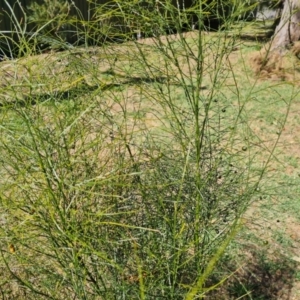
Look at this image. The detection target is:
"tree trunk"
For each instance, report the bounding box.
[270,0,300,52]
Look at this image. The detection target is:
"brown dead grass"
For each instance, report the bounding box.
[291,41,300,58]
[249,43,300,83]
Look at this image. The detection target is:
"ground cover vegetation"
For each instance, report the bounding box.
[0,0,300,299]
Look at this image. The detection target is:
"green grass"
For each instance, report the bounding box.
[0,37,298,299]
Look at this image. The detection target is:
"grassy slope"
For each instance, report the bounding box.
[0,31,300,299]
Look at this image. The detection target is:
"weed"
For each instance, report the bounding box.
[0,1,298,299]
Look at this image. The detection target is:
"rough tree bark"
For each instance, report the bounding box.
[270,0,300,52]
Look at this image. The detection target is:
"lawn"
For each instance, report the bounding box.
[0,28,299,299]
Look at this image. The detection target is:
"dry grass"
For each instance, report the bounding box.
[249,43,300,82]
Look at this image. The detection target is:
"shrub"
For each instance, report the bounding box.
[0,0,291,299]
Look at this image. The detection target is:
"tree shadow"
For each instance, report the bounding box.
[208,248,298,299]
[0,72,207,109]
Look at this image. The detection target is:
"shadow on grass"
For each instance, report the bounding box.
[208,248,298,299]
[0,74,207,109]
[0,75,168,108]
